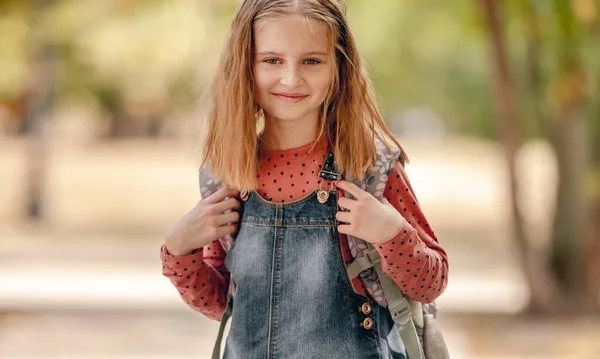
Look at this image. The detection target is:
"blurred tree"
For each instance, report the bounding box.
[479,0,560,314]
[0,0,502,140]
[57,0,195,138]
[0,0,31,133]
[479,0,599,315]
[22,0,56,219]
[1,0,205,138]
[579,0,600,314]
[346,0,498,138]
[548,0,592,313]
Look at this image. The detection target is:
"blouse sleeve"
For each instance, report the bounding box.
[160,240,230,321]
[374,161,449,303]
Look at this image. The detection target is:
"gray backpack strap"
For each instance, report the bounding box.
[351,247,425,359]
[346,249,426,358]
[200,167,237,359]
[344,139,426,359]
[199,167,235,251]
[376,260,425,359]
[342,138,402,306]
[211,296,232,359]
[211,279,235,359]
[345,248,425,359]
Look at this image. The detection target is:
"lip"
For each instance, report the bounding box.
[273,93,309,103]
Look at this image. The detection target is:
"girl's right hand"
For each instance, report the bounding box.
[164,187,242,256]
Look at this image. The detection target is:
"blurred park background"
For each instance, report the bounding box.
[1,0,599,358]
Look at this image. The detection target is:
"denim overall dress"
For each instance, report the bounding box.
[222,164,408,358]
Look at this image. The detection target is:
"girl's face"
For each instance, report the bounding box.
[253,15,334,127]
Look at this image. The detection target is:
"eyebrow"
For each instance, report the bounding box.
[255,51,329,57]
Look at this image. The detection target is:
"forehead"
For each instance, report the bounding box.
[254,15,331,55]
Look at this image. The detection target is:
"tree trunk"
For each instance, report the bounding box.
[22,0,56,219]
[547,0,594,314]
[584,0,600,310]
[478,0,562,314]
[548,109,588,311]
[582,195,600,312]
[520,0,546,137]
[585,72,600,312]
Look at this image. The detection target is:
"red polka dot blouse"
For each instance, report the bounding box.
[161,137,449,321]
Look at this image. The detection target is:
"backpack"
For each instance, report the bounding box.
[200,139,450,359]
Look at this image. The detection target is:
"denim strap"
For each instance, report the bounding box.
[318,151,342,181]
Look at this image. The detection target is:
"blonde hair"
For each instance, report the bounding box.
[201,0,408,192]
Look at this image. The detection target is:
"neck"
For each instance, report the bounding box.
[260,114,319,151]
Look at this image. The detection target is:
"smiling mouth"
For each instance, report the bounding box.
[273,93,309,102]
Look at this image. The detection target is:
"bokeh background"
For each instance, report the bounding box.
[1,0,599,358]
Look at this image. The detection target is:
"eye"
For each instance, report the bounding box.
[265,58,282,64]
[304,58,321,65]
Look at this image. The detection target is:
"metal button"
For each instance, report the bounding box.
[361,302,372,315]
[361,317,374,330]
[317,189,329,203]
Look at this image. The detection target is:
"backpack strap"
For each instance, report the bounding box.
[211,295,232,359]
[199,167,235,252]
[342,138,402,306]
[376,255,425,359]
[343,139,426,359]
[199,167,237,359]
[211,277,236,359]
[347,246,425,359]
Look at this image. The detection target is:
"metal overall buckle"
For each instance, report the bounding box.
[317,152,341,204]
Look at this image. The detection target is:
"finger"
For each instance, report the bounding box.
[205,187,240,205]
[337,197,358,211]
[337,224,354,236]
[212,196,242,214]
[216,211,240,226]
[216,223,239,238]
[335,211,352,223]
[334,180,367,200]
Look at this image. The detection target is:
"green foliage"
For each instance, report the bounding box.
[346,0,499,138]
[0,0,597,142]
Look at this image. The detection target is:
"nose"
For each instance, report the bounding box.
[280,64,302,87]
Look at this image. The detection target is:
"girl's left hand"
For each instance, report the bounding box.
[334,180,405,244]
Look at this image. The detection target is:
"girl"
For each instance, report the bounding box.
[161,1,448,358]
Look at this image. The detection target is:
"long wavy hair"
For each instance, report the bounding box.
[201,0,408,192]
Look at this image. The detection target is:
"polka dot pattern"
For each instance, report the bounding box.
[374,163,449,303]
[256,138,330,203]
[160,140,448,318]
[160,243,229,321]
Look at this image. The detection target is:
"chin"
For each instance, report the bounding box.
[264,109,315,123]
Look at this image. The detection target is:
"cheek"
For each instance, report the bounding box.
[253,71,265,93]
[312,73,334,98]
[253,67,272,90]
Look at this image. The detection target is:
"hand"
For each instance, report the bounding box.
[165,187,241,255]
[335,180,405,244]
